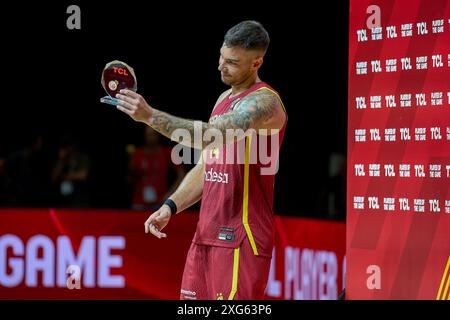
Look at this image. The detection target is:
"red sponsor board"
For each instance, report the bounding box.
[347,0,450,299]
[0,209,345,300]
[266,217,346,300]
[0,208,194,299]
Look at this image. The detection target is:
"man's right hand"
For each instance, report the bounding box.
[144,204,172,239]
[115,89,154,125]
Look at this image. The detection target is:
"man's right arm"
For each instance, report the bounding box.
[167,154,205,214]
[144,156,204,238]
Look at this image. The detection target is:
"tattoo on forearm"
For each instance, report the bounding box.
[149,110,208,148]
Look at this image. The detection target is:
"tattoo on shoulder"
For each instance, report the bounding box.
[237,90,279,123]
[210,90,280,131]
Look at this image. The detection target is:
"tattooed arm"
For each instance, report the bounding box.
[114,88,285,149]
[208,90,285,133]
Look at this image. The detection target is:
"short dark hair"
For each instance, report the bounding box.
[224,20,270,53]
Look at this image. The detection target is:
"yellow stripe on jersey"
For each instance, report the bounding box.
[228,248,240,300]
[243,135,259,256]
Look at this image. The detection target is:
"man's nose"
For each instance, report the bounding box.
[218,61,226,72]
[218,65,228,73]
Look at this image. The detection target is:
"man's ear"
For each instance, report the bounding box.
[253,56,264,69]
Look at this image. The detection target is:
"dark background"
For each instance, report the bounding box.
[0,1,349,219]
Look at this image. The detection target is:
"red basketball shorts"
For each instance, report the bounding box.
[180,238,271,300]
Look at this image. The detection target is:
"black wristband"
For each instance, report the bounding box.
[164,198,178,215]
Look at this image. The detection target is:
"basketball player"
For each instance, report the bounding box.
[114,20,287,300]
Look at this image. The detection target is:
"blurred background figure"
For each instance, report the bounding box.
[52,134,91,208]
[327,152,346,220]
[1,133,52,207]
[128,126,185,210]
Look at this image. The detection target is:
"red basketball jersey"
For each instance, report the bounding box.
[192,82,287,257]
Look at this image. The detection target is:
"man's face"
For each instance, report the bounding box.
[218,45,263,86]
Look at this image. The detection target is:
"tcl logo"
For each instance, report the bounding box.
[112,67,129,76]
[0,234,125,288]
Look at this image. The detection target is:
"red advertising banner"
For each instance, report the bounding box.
[266,217,346,300]
[347,0,450,299]
[0,209,344,300]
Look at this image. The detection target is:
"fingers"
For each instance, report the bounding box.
[144,217,151,233]
[149,224,167,239]
[115,98,136,111]
[145,221,166,238]
[115,95,138,116]
[116,93,137,105]
[115,93,141,117]
[148,211,160,225]
[116,105,135,116]
[144,211,167,239]
[144,212,158,233]
[120,89,140,99]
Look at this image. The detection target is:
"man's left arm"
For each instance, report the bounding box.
[115,89,285,149]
